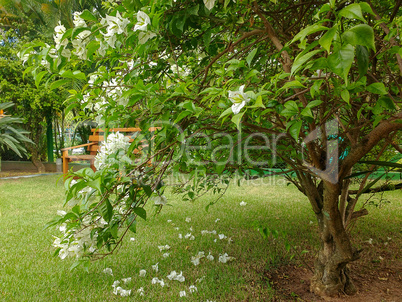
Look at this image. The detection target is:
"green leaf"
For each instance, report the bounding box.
[306,100,323,108]
[339,3,366,23]
[291,49,323,75]
[80,10,98,22]
[110,223,119,238]
[187,5,199,15]
[319,26,337,52]
[174,111,192,123]
[49,79,71,90]
[281,101,299,117]
[327,44,354,82]
[246,48,258,67]
[301,107,313,118]
[342,24,375,51]
[282,80,306,90]
[35,71,48,89]
[101,199,114,223]
[341,89,350,104]
[127,214,137,233]
[231,112,245,130]
[86,40,100,58]
[288,121,302,140]
[142,185,152,197]
[219,107,233,120]
[359,2,375,16]
[291,24,328,44]
[134,207,147,221]
[359,160,402,169]
[377,96,396,110]
[367,83,387,95]
[356,45,369,77]
[310,80,323,98]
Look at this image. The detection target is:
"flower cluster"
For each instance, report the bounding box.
[134,11,156,44]
[52,213,107,259]
[94,132,131,170]
[100,12,130,48]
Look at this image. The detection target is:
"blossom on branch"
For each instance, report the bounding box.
[228,85,250,114]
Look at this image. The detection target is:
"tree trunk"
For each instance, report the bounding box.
[31,148,46,173]
[310,182,359,297]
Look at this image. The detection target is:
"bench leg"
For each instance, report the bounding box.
[90,159,96,172]
[62,151,69,178]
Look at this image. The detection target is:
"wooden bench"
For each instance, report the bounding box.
[61,127,157,176]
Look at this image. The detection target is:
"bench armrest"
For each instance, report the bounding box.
[61,142,97,152]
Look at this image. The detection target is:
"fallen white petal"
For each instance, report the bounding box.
[103,268,113,275]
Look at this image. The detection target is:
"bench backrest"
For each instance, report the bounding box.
[87,127,159,154]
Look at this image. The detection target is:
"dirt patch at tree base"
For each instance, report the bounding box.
[266,261,402,301]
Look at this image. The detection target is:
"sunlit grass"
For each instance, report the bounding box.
[0,175,400,301]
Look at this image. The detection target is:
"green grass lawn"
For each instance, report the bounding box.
[0,175,400,301]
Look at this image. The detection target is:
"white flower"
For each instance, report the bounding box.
[154,195,168,205]
[122,277,131,284]
[61,48,71,59]
[240,201,247,206]
[73,11,87,27]
[191,251,205,266]
[185,217,191,223]
[215,218,220,223]
[57,210,67,216]
[101,11,130,35]
[72,30,91,60]
[184,233,192,239]
[174,227,180,230]
[134,11,151,31]
[218,234,227,240]
[138,31,156,44]
[218,253,235,263]
[178,234,183,239]
[203,0,216,10]
[103,268,113,275]
[120,289,131,296]
[130,237,135,242]
[196,276,206,283]
[179,290,187,297]
[137,287,144,296]
[191,257,201,266]
[163,252,170,258]
[189,285,198,293]
[113,286,122,295]
[158,244,170,252]
[59,224,67,233]
[152,277,165,287]
[152,262,159,272]
[167,271,185,282]
[207,253,214,261]
[94,132,131,170]
[112,280,120,288]
[139,269,147,277]
[167,219,172,223]
[228,237,233,244]
[54,21,68,49]
[228,85,250,114]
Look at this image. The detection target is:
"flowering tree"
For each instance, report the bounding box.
[22,0,402,298]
